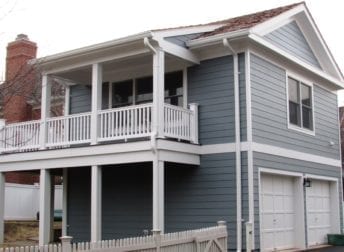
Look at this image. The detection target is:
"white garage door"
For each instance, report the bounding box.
[306,180,331,246]
[260,174,296,251]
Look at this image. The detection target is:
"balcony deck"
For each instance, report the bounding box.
[0,103,198,154]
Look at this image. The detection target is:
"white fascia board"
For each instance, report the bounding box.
[153,38,200,64]
[32,31,152,67]
[250,4,305,35]
[152,24,222,38]
[0,141,152,164]
[187,29,250,49]
[249,34,344,89]
[251,3,343,82]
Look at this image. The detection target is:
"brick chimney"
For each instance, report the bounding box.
[4,34,37,123]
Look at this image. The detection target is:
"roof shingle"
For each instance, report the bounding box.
[197,2,303,38]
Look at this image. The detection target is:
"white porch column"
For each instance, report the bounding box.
[0,172,5,244]
[91,64,102,145]
[152,158,164,232]
[64,86,70,116]
[152,49,165,138]
[62,169,68,236]
[39,169,53,246]
[91,165,102,242]
[40,75,51,149]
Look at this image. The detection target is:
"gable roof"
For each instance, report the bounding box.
[35,2,343,88]
[196,2,303,38]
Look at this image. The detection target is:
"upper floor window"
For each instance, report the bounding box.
[288,77,313,131]
[105,71,184,109]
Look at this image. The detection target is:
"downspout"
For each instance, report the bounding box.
[144,37,158,153]
[223,38,242,252]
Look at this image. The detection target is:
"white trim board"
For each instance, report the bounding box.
[0,141,341,170]
[252,142,341,167]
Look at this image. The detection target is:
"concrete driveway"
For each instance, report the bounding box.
[307,246,344,252]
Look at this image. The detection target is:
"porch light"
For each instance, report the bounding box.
[303,177,312,187]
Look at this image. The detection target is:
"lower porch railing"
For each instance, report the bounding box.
[0,103,198,153]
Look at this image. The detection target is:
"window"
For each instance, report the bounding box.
[165,71,183,106]
[107,71,184,108]
[112,80,133,107]
[288,77,313,131]
[136,76,153,104]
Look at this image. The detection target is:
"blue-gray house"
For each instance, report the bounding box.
[0,2,343,251]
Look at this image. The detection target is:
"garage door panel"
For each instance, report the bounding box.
[262,214,274,229]
[262,195,274,210]
[307,179,332,247]
[284,197,294,211]
[261,174,297,251]
[274,196,284,211]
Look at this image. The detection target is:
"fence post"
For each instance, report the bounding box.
[189,103,199,144]
[60,236,73,252]
[152,230,161,252]
[217,220,226,227]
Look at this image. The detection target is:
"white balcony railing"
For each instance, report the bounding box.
[46,112,92,147]
[0,103,198,154]
[99,103,152,142]
[0,120,41,153]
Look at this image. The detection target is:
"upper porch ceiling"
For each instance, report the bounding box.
[54,53,190,85]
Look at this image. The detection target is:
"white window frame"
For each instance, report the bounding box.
[286,72,315,136]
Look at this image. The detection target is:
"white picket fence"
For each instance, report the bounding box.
[4,183,62,220]
[0,222,227,252]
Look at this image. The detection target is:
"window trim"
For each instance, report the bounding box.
[286,72,315,136]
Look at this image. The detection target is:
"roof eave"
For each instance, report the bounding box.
[186,29,250,49]
[31,31,153,67]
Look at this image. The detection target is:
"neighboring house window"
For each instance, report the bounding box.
[288,77,313,131]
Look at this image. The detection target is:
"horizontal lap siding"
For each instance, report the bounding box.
[264,21,321,69]
[165,154,236,250]
[102,163,152,239]
[253,152,343,250]
[70,85,92,114]
[188,56,235,145]
[251,54,340,159]
[67,167,91,242]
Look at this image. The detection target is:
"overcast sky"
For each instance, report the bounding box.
[1,0,344,104]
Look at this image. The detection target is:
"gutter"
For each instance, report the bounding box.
[223,38,242,252]
[31,31,153,66]
[187,29,249,49]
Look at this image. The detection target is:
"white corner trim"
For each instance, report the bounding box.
[252,142,341,167]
